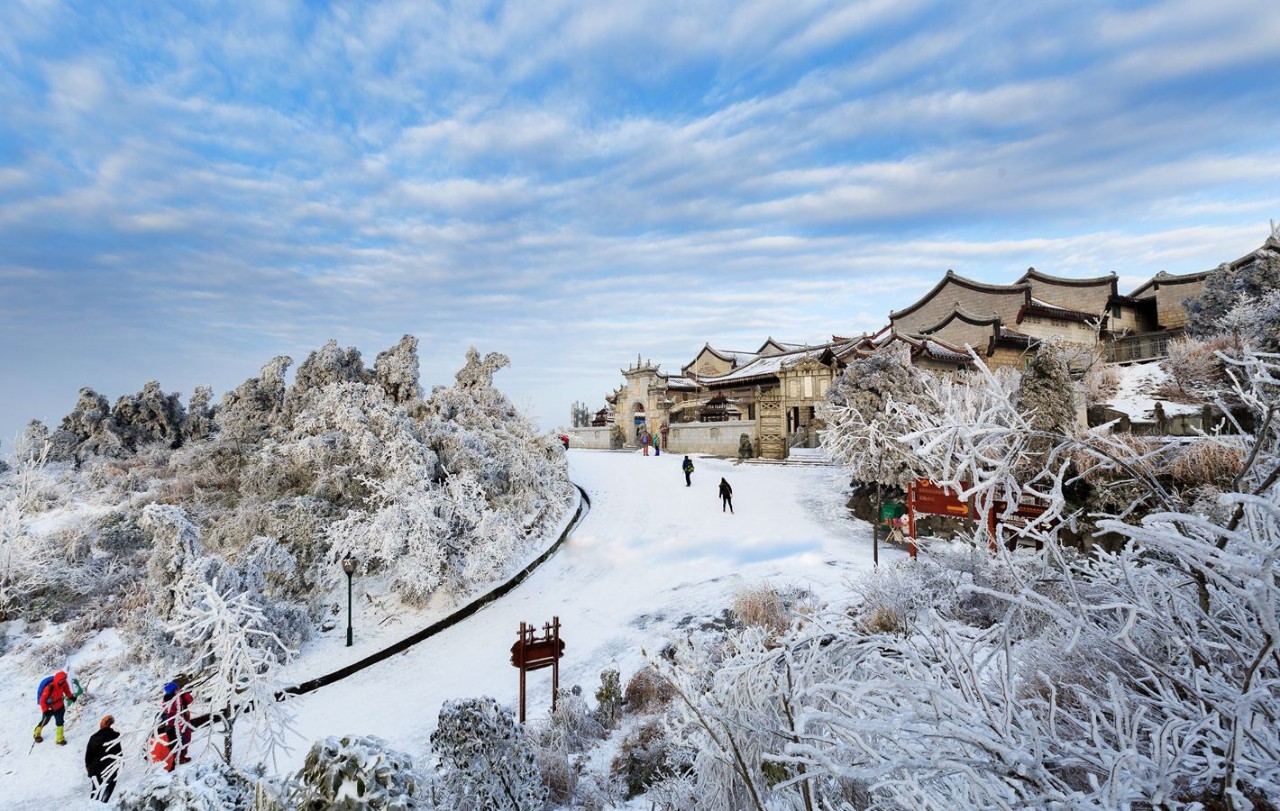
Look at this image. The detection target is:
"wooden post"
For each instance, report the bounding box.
[517,621,527,724]
[906,481,918,560]
[551,616,560,711]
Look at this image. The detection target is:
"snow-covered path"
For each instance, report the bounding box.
[277,450,885,770]
[0,450,891,808]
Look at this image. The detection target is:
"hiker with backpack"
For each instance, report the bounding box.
[682,456,694,487]
[34,670,82,745]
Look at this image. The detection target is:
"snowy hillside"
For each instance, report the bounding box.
[0,450,880,809]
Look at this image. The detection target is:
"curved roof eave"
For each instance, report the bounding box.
[889,270,1030,321]
[917,307,1003,335]
[1017,267,1119,294]
[1128,268,1214,297]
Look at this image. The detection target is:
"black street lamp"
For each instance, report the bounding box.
[341,555,358,647]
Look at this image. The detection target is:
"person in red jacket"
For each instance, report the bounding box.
[158,679,194,769]
[34,671,78,745]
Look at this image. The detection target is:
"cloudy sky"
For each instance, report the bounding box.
[2,0,1278,442]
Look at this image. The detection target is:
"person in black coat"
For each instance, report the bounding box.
[718,477,734,513]
[682,456,694,487]
[85,714,122,803]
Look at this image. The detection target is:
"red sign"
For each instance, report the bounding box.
[511,617,564,723]
[909,479,970,517]
[904,480,973,560]
[510,638,565,671]
[987,500,1054,551]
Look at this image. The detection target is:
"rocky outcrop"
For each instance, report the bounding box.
[217,356,293,440]
[375,335,422,405]
[112,381,185,450]
[56,387,128,460]
[284,341,373,417]
[454,348,509,390]
[184,386,216,442]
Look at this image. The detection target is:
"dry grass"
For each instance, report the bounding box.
[862,605,907,635]
[731,583,790,636]
[623,666,676,715]
[1169,439,1246,490]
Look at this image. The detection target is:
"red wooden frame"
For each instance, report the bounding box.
[510,617,565,724]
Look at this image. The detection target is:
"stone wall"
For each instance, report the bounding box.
[1024,276,1114,314]
[1155,280,1205,329]
[667,419,757,457]
[565,426,614,449]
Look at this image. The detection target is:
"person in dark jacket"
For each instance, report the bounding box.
[85,714,122,802]
[718,478,734,513]
[34,670,78,745]
[682,456,694,487]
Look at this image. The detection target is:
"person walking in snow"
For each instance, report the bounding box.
[641,431,650,456]
[653,435,660,456]
[85,714,122,802]
[158,678,194,770]
[682,456,694,487]
[34,670,80,745]
[719,477,734,513]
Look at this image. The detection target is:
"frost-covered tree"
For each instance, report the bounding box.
[328,348,572,603]
[648,347,1280,809]
[291,734,431,810]
[284,340,374,420]
[1018,343,1077,437]
[171,578,296,767]
[1221,288,1280,353]
[1186,232,1280,339]
[819,342,940,489]
[431,697,547,811]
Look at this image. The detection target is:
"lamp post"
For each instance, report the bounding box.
[341,555,358,647]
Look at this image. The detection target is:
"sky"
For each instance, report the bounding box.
[2,0,1279,444]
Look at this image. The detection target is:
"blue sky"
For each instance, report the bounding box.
[2,0,1279,443]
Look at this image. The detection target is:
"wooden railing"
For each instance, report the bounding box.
[1106,331,1174,364]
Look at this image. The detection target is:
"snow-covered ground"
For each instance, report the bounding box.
[0,449,887,808]
[1104,361,1201,423]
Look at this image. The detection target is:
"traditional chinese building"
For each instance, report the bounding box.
[571,228,1277,459]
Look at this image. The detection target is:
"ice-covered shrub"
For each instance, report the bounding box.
[1163,334,1233,400]
[624,665,675,715]
[115,760,257,811]
[431,696,547,811]
[594,668,623,730]
[545,686,605,751]
[611,720,681,801]
[291,734,429,810]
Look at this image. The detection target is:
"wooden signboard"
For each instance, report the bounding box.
[510,617,564,723]
[905,479,972,559]
[987,500,1052,552]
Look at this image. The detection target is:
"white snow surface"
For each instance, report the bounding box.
[0,450,888,808]
[1104,361,1201,422]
